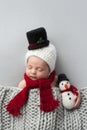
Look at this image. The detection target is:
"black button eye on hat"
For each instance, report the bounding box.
[26,27,49,50]
[58,74,69,85]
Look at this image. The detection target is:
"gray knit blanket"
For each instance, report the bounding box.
[0,85,87,130]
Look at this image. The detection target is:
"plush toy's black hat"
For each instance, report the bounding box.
[26,27,49,50]
[58,74,69,85]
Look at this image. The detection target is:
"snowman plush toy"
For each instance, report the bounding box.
[58,74,79,110]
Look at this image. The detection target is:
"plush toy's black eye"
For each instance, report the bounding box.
[67,81,69,84]
[62,83,63,85]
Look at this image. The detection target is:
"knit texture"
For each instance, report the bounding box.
[0,85,87,130]
[25,43,57,73]
[6,71,59,116]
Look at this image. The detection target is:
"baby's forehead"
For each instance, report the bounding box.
[27,56,49,66]
[26,56,50,71]
[28,56,45,62]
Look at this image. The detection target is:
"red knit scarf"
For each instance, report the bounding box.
[6,71,59,116]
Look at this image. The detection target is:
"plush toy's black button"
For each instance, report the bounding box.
[69,97,71,100]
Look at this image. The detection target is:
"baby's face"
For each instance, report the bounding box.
[26,56,50,80]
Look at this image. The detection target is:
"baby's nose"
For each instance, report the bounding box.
[31,68,36,74]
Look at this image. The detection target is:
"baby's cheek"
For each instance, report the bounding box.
[36,72,44,79]
[41,72,49,78]
[26,69,30,76]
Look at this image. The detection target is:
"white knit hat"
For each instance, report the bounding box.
[25,43,57,72]
[25,27,57,73]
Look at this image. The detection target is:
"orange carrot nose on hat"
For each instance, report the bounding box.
[25,27,57,73]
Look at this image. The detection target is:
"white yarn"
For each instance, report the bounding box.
[0,85,87,130]
[25,43,57,73]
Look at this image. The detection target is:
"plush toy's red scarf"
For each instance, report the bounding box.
[60,85,79,96]
[6,71,59,116]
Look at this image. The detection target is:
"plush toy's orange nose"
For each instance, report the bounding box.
[64,84,68,89]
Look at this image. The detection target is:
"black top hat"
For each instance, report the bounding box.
[58,74,69,85]
[26,27,49,50]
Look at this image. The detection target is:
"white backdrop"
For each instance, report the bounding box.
[0,0,87,88]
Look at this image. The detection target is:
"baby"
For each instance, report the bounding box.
[6,27,59,116]
[6,27,80,116]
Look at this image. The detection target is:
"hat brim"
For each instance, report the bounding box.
[28,40,49,50]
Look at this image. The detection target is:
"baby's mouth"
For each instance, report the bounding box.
[30,76,37,80]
